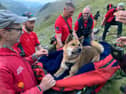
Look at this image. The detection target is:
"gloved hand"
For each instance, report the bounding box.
[111,43,124,61]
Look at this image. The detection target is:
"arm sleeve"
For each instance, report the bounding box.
[0,67,43,94]
[90,14,94,29]
[105,9,112,18]
[91,20,94,30]
[23,55,36,65]
[21,86,43,94]
[33,33,40,46]
[55,21,63,34]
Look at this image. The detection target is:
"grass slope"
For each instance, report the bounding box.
[35,0,126,93]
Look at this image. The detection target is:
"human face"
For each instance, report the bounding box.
[117,6,124,11]
[82,8,90,20]
[4,24,22,45]
[25,20,35,32]
[65,7,75,18]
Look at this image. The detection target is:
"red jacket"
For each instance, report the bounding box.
[105,8,117,23]
[0,48,43,94]
[77,12,94,28]
[55,15,72,42]
[19,29,40,57]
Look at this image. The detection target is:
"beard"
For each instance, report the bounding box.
[25,26,33,32]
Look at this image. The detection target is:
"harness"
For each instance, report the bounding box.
[65,62,75,68]
[76,16,93,38]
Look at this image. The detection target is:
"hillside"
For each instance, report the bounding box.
[35,0,126,47]
[16,0,44,15]
[36,0,79,31]
[0,0,43,15]
[0,0,29,15]
[37,0,67,28]
[35,0,126,93]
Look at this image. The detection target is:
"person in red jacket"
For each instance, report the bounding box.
[54,2,75,49]
[106,3,115,11]
[76,6,101,39]
[101,3,125,41]
[73,7,94,46]
[77,6,94,27]
[0,10,56,94]
[19,12,47,57]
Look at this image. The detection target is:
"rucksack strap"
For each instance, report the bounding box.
[62,16,73,34]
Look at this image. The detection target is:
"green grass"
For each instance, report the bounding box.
[35,0,126,46]
[35,0,126,93]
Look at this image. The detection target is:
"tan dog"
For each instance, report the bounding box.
[54,38,104,78]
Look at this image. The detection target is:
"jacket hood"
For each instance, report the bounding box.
[0,48,18,56]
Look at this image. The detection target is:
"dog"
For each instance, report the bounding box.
[54,37,104,78]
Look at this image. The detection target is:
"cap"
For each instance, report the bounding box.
[117,2,125,7]
[22,12,37,21]
[0,10,28,29]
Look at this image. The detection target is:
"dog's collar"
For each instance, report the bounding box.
[65,62,75,68]
[67,55,80,61]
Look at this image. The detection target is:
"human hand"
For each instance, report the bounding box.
[100,22,104,27]
[56,43,63,50]
[114,11,126,24]
[39,74,56,91]
[35,48,48,57]
[116,36,126,47]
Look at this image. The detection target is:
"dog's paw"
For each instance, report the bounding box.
[54,73,60,78]
[64,75,72,79]
[54,70,64,78]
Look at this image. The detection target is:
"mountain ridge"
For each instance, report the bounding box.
[0,0,44,15]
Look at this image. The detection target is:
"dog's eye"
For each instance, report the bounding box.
[71,43,76,46]
[78,44,81,46]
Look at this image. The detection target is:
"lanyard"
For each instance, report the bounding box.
[62,15,73,34]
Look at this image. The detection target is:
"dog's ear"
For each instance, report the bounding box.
[65,34,73,44]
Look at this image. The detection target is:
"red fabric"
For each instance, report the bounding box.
[20,29,40,57]
[105,8,117,23]
[77,12,94,29]
[77,12,83,19]
[0,48,43,94]
[74,12,94,31]
[74,20,94,31]
[77,12,94,20]
[94,54,120,69]
[13,43,37,64]
[109,4,112,9]
[53,67,119,91]
[52,54,120,91]
[32,62,45,81]
[55,15,72,42]
[57,47,63,51]
[12,43,21,55]
[94,83,106,93]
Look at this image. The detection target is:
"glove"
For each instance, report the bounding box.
[111,44,124,61]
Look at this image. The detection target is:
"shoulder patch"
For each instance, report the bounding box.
[56,27,59,31]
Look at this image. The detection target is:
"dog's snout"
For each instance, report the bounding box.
[72,48,82,55]
[77,48,82,53]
